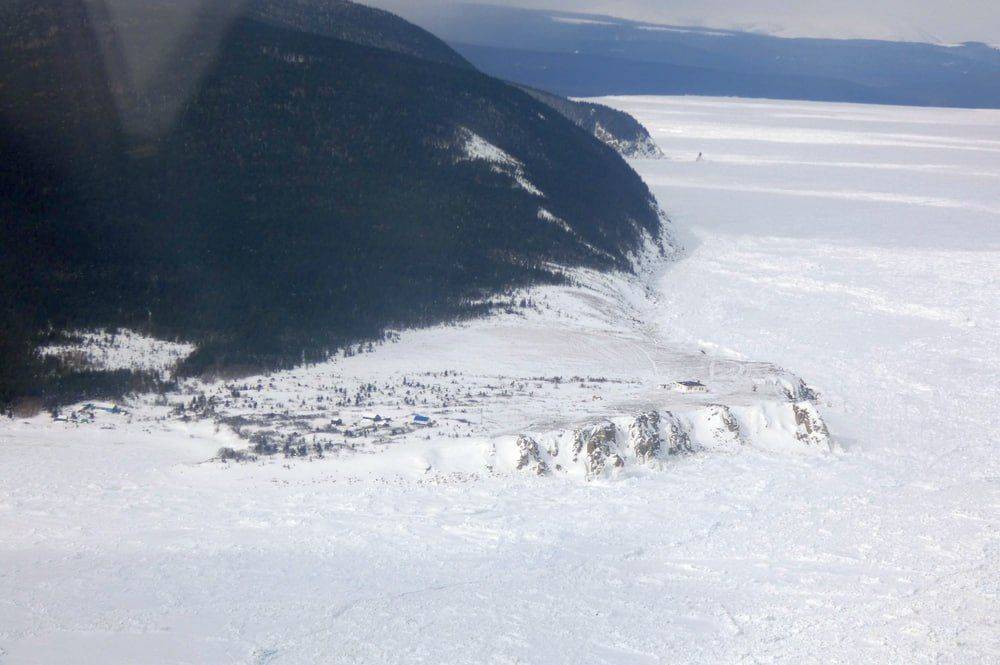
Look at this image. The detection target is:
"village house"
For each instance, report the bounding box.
[669,380,708,394]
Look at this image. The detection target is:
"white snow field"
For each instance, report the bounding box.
[2,96,999,663]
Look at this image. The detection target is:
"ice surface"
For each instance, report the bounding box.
[2,97,998,663]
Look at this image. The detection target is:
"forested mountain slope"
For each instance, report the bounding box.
[513,84,663,158]
[248,0,472,68]
[0,0,664,407]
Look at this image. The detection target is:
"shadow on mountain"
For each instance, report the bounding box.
[1,0,664,408]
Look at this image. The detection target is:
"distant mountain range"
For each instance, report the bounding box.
[0,0,664,407]
[388,4,1000,109]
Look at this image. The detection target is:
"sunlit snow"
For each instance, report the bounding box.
[458,127,545,196]
[1,97,998,663]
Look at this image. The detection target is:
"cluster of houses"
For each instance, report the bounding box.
[343,412,435,439]
[663,380,708,394]
[52,402,125,424]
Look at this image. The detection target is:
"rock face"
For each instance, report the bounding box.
[572,421,624,476]
[627,411,662,461]
[792,402,831,448]
[626,410,693,461]
[661,412,696,456]
[514,434,549,476]
[502,398,831,478]
[699,404,744,451]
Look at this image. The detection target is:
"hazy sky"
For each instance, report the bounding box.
[367,0,1000,45]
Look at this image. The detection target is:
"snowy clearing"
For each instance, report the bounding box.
[39,329,194,377]
[457,127,545,197]
[2,97,999,663]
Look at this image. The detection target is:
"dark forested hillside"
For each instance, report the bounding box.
[247,0,471,68]
[513,84,663,158]
[0,0,663,407]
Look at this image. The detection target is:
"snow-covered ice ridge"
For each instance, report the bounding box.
[35,222,830,479]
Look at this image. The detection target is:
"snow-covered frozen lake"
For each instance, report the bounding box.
[2,97,998,663]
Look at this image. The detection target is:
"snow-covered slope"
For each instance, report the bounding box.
[457,127,545,196]
[40,329,194,377]
[2,97,998,662]
[15,219,828,481]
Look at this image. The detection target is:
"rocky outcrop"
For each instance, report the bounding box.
[792,402,831,448]
[502,399,831,478]
[572,421,624,475]
[514,434,550,476]
[628,411,662,461]
[593,123,664,159]
[626,410,693,461]
[662,412,696,456]
[699,404,744,451]
[512,84,664,159]
[765,374,819,402]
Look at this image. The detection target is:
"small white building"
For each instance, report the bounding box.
[670,380,708,394]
